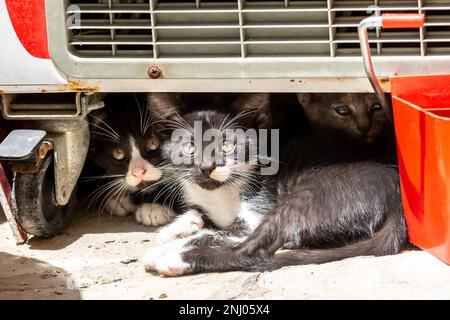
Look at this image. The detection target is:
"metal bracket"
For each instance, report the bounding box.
[1,92,105,120]
[77,92,107,118]
[0,92,101,206]
[0,124,91,208]
[32,119,90,206]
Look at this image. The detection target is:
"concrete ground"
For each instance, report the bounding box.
[1,210,450,300]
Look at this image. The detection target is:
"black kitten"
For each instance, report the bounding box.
[85,94,175,226]
[143,93,407,276]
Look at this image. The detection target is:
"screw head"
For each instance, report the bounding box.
[148,65,162,79]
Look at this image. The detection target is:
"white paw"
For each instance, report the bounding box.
[105,196,136,217]
[155,210,204,244]
[141,245,168,269]
[135,204,175,227]
[142,249,191,277]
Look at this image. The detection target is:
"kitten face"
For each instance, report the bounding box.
[161,110,256,191]
[89,95,164,190]
[297,93,389,144]
[148,93,271,191]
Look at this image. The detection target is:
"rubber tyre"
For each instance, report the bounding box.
[13,154,76,238]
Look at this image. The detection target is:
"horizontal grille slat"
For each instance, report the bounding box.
[67,4,151,13]
[66,0,450,58]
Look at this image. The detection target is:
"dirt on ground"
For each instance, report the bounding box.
[1,210,450,300]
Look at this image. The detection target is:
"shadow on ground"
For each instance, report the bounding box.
[0,251,81,300]
[26,207,156,250]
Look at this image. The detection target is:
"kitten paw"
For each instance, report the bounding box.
[155,210,204,244]
[143,250,191,277]
[141,245,167,271]
[135,204,175,227]
[105,196,136,217]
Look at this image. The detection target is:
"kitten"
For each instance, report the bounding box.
[298,93,390,143]
[298,93,397,162]
[86,94,175,226]
[143,93,407,276]
[141,93,277,275]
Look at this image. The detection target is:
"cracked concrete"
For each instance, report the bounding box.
[1,210,450,300]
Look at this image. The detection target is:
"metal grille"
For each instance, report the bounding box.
[67,0,450,58]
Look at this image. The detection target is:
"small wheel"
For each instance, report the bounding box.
[13,154,76,238]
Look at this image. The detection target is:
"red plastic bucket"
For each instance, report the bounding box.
[392,74,450,264]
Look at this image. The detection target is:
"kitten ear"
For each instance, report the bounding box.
[231,93,271,128]
[147,93,185,128]
[296,93,312,106]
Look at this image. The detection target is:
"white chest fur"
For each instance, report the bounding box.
[183,183,241,229]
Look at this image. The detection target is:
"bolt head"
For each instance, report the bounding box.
[148,66,162,79]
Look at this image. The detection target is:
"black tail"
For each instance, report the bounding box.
[255,206,407,271]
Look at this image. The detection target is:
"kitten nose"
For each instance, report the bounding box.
[357,119,371,134]
[132,168,147,178]
[200,164,215,177]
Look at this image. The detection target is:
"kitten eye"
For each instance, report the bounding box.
[372,103,383,112]
[334,105,351,116]
[112,148,125,161]
[222,141,236,154]
[182,142,196,156]
[146,136,160,151]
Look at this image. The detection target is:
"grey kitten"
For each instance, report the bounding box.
[298,93,390,144]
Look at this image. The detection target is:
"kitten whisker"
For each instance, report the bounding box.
[88,116,121,141]
[79,174,126,182]
[222,110,255,131]
[137,177,171,195]
[98,180,128,216]
[152,118,192,133]
[149,174,184,204]
[135,94,145,135]
[86,178,122,206]
[86,178,124,210]
[173,110,194,131]
[90,130,121,143]
[218,113,230,133]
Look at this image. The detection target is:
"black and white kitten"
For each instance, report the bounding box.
[86,94,175,226]
[143,93,407,276]
[141,93,276,275]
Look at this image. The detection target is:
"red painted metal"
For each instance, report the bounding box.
[392,74,450,265]
[0,162,28,243]
[381,13,425,29]
[4,0,50,59]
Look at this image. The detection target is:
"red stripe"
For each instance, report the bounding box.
[5,0,50,59]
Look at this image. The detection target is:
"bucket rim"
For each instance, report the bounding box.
[393,96,450,121]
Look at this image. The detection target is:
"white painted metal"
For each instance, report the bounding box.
[65,0,450,58]
[0,1,67,86]
[0,77,380,93]
[5,0,450,92]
